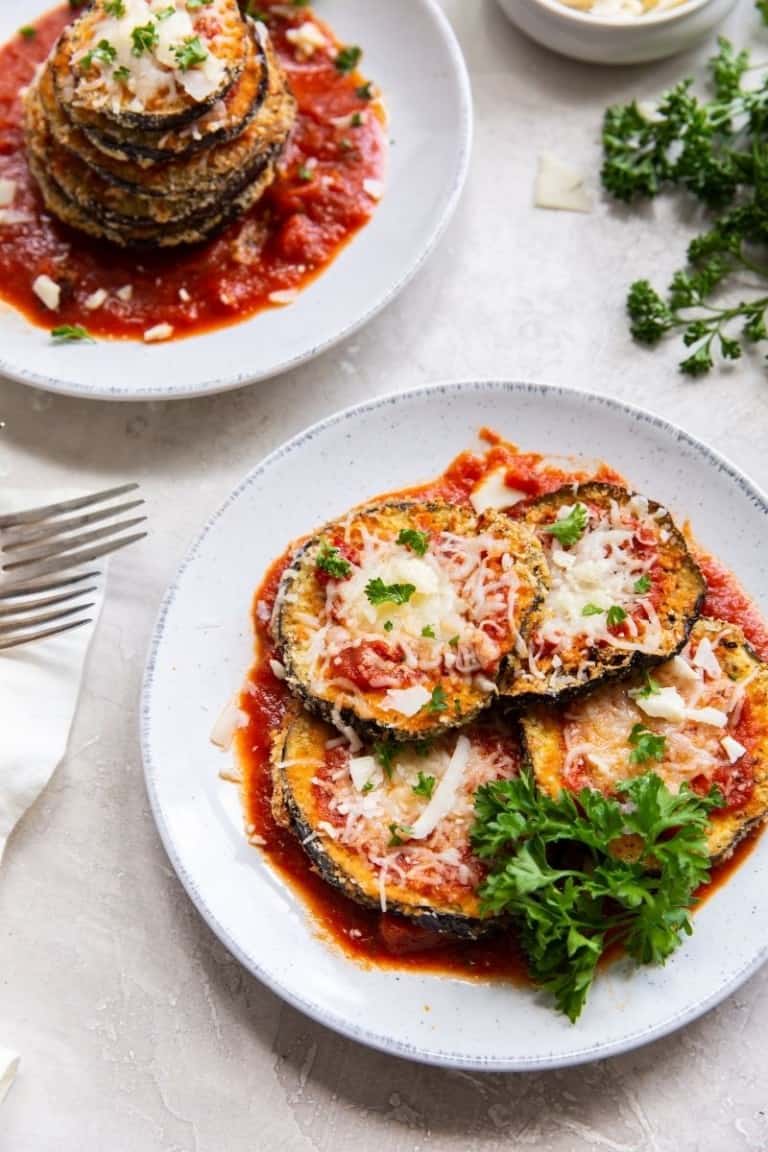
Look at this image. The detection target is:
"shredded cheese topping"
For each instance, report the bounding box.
[315,728,518,910]
[528,494,664,685]
[560,625,756,798]
[70,0,230,116]
[302,524,527,711]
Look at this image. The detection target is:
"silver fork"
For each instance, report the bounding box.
[0,483,146,651]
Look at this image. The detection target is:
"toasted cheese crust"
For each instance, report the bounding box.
[277,709,521,935]
[521,619,768,860]
[52,0,247,131]
[502,482,705,704]
[273,502,549,742]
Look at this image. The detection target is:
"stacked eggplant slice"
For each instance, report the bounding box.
[23,0,296,247]
[265,481,768,937]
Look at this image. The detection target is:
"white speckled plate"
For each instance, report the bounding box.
[141,381,768,1070]
[0,0,470,401]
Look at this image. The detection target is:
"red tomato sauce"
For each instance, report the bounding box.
[0,3,385,341]
[231,436,768,980]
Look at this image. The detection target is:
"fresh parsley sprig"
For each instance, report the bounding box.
[471,771,722,1021]
[602,27,768,375]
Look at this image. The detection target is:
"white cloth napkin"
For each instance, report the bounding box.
[0,491,107,863]
[0,490,107,1105]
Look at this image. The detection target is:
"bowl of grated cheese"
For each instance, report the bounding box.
[496,0,737,63]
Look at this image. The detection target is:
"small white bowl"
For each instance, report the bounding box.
[496,0,738,64]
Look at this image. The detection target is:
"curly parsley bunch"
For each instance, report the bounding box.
[602,16,768,375]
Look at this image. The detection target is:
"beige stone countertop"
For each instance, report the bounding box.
[1,1,768,1149]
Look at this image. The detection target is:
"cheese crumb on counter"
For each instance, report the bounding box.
[535,153,593,213]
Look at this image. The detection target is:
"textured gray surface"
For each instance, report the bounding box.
[1,1,768,1148]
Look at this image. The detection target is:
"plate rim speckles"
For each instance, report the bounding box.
[0,0,472,401]
[141,380,768,1070]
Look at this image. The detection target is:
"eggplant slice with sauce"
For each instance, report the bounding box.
[272,708,523,937]
[272,502,550,743]
[501,482,705,706]
[520,618,768,862]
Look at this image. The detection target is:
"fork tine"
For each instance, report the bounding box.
[0,617,92,651]
[0,586,97,618]
[2,499,145,546]
[0,570,100,601]
[0,602,95,635]
[1,532,146,580]
[0,483,139,530]
[2,516,147,566]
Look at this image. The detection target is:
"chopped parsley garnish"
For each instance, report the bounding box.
[351,111,364,127]
[19,25,37,38]
[630,673,662,700]
[542,503,588,547]
[471,769,722,1021]
[449,635,460,648]
[421,625,436,639]
[174,35,208,70]
[339,138,353,152]
[80,38,117,69]
[383,620,393,633]
[427,684,447,713]
[606,605,628,628]
[628,723,666,765]
[114,65,131,81]
[293,0,311,6]
[412,772,436,800]
[602,31,768,375]
[104,0,125,14]
[388,822,412,847]
[396,528,429,556]
[316,542,351,579]
[187,0,214,7]
[131,22,159,55]
[365,578,415,606]
[413,739,433,758]
[634,574,652,594]
[356,82,373,100]
[297,164,314,182]
[51,325,94,343]
[361,781,374,794]
[582,603,604,617]
[156,5,176,18]
[373,741,395,778]
[335,44,362,73]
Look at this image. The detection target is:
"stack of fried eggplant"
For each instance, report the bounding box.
[24,0,296,248]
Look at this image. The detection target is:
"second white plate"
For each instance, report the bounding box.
[141,381,768,1069]
[0,0,471,400]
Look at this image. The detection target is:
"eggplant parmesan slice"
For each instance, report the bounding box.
[521,619,768,861]
[51,0,247,132]
[273,502,549,742]
[502,483,705,704]
[275,709,522,936]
